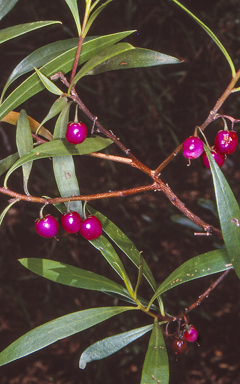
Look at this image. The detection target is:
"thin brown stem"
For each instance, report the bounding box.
[69,92,153,176]
[70,34,84,85]
[178,269,232,318]
[0,184,156,205]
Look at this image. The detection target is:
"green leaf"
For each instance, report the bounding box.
[0,31,135,121]
[90,235,133,290]
[1,38,78,102]
[205,144,240,279]
[19,258,131,299]
[0,153,19,176]
[0,21,61,45]
[149,249,232,305]
[0,306,134,367]
[4,136,112,187]
[16,110,33,195]
[0,0,19,21]
[172,0,236,76]
[171,214,203,231]
[88,207,157,291]
[88,47,181,75]
[71,42,134,86]
[83,0,112,38]
[37,97,69,133]
[65,0,81,35]
[0,199,19,226]
[198,198,218,218]
[52,101,83,214]
[79,324,153,369]
[141,320,169,384]
[34,68,63,95]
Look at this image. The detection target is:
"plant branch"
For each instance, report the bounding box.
[0,184,156,205]
[178,269,232,318]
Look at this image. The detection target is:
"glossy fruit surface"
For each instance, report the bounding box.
[183,137,204,159]
[202,148,225,168]
[214,130,238,155]
[61,211,82,234]
[65,122,88,145]
[184,325,198,342]
[170,338,187,356]
[79,216,102,240]
[35,215,59,238]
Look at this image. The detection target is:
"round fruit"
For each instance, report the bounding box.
[202,147,225,168]
[61,211,82,234]
[79,216,102,240]
[214,130,238,155]
[35,215,59,238]
[65,122,88,145]
[184,325,198,342]
[183,137,204,159]
[170,338,187,356]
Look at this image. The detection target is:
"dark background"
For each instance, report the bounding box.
[0,0,240,383]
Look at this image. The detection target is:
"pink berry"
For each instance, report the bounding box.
[183,137,204,159]
[202,147,225,168]
[61,211,82,234]
[184,325,198,342]
[170,338,187,356]
[65,122,88,145]
[214,130,238,155]
[79,216,102,240]
[35,215,59,238]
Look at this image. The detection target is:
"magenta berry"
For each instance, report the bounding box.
[202,147,225,169]
[35,214,59,238]
[65,122,88,145]
[214,130,238,155]
[170,338,187,356]
[61,211,82,234]
[183,137,204,159]
[184,325,198,342]
[79,216,102,240]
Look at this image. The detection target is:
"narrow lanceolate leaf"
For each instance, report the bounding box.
[90,235,133,291]
[34,68,62,96]
[16,110,33,195]
[52,102,82,214]
[4,136,112,187]
[88,207,157,291]
[0,31,135,121]
[65,0,81,35]
[0,306,135,367]
[0,21,61,45]
[79,324,153,369]
[83,0,113,38]
[37,97,68,133]
[88,48,181,75]
[1,38,78,101]
[0,199,19,226]
[148,249,232,306]
[71,43,134,87]
[19,258,131,299]
[141,320,169,384]
[0,0,19,21]
[172,0,236,76]
[1,111,53,141]
[205,145,240,279]
[0,153,19,176]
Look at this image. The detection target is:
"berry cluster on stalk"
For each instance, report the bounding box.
[183,129,238,168]
[35,211,102,240]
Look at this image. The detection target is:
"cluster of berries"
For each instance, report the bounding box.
[35,213,102,240]
[171,325,198,356]
[183,130,238,168]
